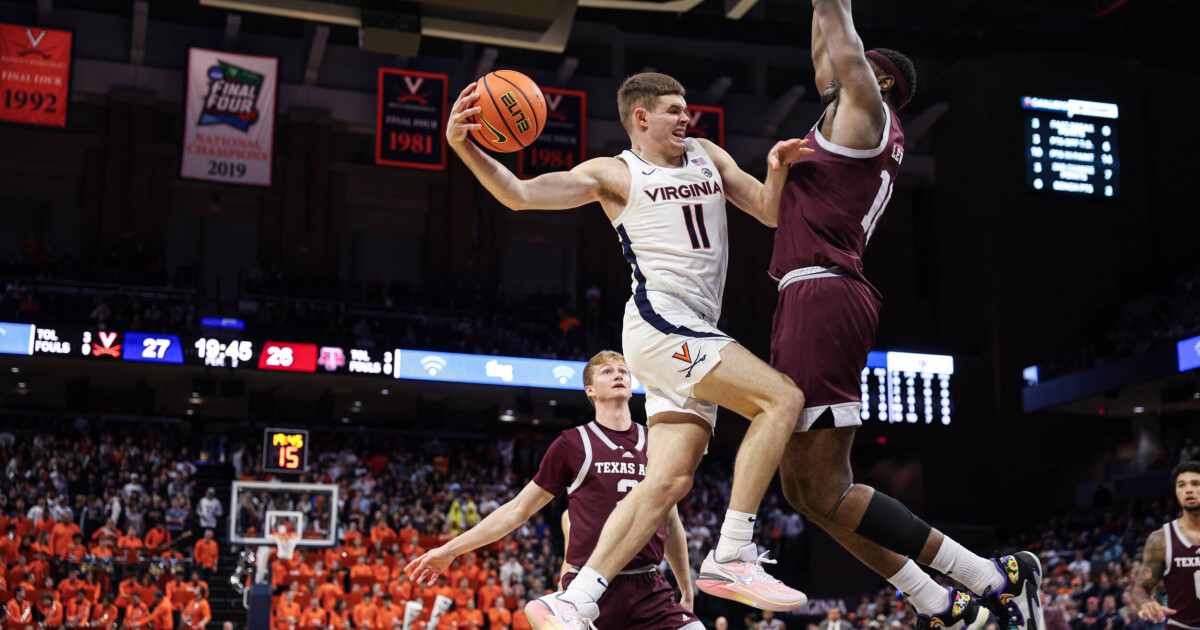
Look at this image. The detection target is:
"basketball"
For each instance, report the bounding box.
[469,70,547,153]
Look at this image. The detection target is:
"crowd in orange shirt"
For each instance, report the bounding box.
[1,426,218,630]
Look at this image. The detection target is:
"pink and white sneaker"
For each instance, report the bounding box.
[524,592,599,630]
[697,549,808,612]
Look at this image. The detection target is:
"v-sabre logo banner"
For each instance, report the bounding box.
[0,23,73,128]
[181,47,278,187]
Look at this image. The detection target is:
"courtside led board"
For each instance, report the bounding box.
[263,427,309,473]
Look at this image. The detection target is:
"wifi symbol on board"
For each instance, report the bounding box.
[552,366,576,385]
[420,355,447,376]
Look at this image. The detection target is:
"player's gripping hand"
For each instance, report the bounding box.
[446,83,484,147]
[404,546,455,587]
[1137,600,1176,623]
[767,138,813,170]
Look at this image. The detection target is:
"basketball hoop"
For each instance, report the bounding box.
[270,531,300,560]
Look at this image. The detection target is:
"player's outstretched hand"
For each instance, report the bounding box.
[768,138,813,171]
[404,546,455,587]
[1137,601,1176,622]
[446,83,483,147]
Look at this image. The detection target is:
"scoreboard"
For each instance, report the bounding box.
[1022,96,1120,199]
[2,320,956,426]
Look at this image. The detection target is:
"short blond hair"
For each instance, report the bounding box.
[583,350,627,406]
[617,73,685,133]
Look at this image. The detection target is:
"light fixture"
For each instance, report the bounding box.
[191,391,199,397]
[186,409,194,416]
[340,417,350,423]
[17,382,26,389]
[548,400,557,407]
[381,389,389,395]
[354,401,362,407]
[532,418,541,425]
[10,367,18,373]
[499,412,516,422]
[1133,406,1145,414]
[188,397,203,404]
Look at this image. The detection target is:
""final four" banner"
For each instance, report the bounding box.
[180,48,278,187]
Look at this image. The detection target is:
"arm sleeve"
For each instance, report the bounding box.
[530,434,576,496]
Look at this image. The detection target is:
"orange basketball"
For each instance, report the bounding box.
[469,70,547,153]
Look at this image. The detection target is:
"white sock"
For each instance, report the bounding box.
[561,567,608,606]
[715,509,757,562]
[888,560,951,616]
[929,537,1004,596]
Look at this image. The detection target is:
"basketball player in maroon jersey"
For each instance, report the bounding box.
[1130,461,1200,628]
[405,351,704,630]
[754,2,1043,630]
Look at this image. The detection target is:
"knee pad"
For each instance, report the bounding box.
[853,489,931,559]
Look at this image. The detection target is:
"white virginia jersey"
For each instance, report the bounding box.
[613,138,729,321]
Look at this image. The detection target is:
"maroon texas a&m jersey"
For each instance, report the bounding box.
[1163,519,1200,629]
[769,104,905,294]
[532,421,664,571]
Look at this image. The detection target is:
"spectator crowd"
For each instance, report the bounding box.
[3,418,1195,630]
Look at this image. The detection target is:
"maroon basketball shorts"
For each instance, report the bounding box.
[770,276,881,432]
[562,569,703,630]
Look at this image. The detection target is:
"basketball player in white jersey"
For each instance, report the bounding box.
[1130,461,1200,629]
[445,73,814,629]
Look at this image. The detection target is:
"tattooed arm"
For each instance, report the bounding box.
[1130,529,1177,622]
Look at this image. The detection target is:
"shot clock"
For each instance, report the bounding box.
[262,428,309,473]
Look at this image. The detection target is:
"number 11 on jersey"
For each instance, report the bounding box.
[681,204,711,250]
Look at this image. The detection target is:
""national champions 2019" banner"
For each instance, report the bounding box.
[181,48,278,187]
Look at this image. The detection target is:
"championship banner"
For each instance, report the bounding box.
[518,87,586,179]
[0,23,72,128]
[376,68,448,170]
[686,104,724,147]
[181,48,278,187]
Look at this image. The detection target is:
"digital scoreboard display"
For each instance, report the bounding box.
[859,351,954,426]
[1022,96,1120,199]
[262,428,309,473]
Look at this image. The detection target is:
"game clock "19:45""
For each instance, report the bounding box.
[195,337,254,367]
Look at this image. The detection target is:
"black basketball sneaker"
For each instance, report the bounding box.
[980,552,1045,630]
[914,589,989,630]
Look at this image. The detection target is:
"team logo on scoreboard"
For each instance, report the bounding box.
[318,347,345,371]
[86,331,121,358]
[199,61,264,132]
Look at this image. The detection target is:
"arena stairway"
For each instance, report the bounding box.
[192,462,246,624]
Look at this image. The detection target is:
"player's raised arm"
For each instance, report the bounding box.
[1130,529,1176,622]
[811,14,833,96]
[811,0,886,143]
[447,83,621,212]
[700,137,811,228]
[404,480,554,586]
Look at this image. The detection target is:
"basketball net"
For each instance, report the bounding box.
[270,531,300,560]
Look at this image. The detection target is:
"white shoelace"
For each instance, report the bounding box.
[749,552,782,583]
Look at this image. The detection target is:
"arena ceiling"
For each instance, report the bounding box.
[41,0,1191,69]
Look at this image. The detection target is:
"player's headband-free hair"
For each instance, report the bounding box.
[864,50,910,109]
